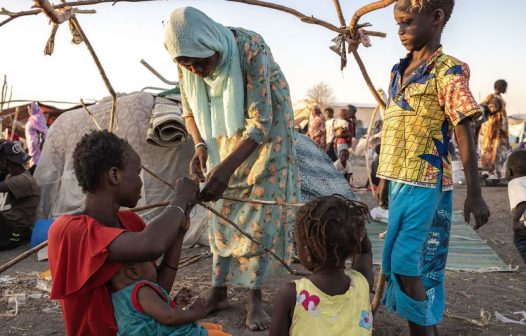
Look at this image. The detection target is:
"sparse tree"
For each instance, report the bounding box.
[306,82,335,109]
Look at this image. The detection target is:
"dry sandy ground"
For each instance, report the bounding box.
[0,166,524,335]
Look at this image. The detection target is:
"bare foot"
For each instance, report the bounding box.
[205,286,229,315]
[245,289,271,331]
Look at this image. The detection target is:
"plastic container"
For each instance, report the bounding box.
[30,219,54,247]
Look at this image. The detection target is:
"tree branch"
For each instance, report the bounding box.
[69,16,118,131]
[351,49,386,109]
[0,7,95,28]
[349,0,396,32]
[227,0,345,34]
[332,0,347,27]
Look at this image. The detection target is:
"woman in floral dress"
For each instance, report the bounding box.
[164,7,301,331]
[307,106,326,149]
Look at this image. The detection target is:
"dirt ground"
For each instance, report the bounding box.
[0,163,525,336]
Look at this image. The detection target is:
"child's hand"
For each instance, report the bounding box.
[464,194,490,229]
[513,220,526,234]
[173,287,194,307]
[181,217,191,232]
[360,235,372,254]
[189,298,208,319]
[173,177,199,206]
[375,179,388,209]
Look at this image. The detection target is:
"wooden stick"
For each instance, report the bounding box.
[364,103,380,198]
[178,253,211,268]
[221,195,304,208]
[0,75,7,112]
[44,23,60,56]
[227,0,345,34]
[349,0,396,32]
[0,201,170,275]
[0,241,48,274]
[81,98,103,131]
[371,265,385,313]
[332,0,347,27]
[444,309,491,328]
[362,30,387,38]
[128,201,169,212]
[351,49,386,109]
[198,201,308,276]
[0,99,95,106]
[0,7,95,28]
[10,107,19,141]
[142,166,175,190]
[34,0,73,24]
[68,16,118,132]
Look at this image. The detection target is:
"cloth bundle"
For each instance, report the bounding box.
[146,97,188,147]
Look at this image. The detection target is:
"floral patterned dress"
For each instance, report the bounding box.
[307,112,326,149]
[179,28,301,288]
[479,94,509,174]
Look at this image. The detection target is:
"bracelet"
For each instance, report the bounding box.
[167,204,186,215]
[195,142,207,151]
[161,261,178,272]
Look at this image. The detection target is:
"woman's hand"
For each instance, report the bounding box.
[190,146,208,183]
[375,178,388,209]
[199,162,236,202]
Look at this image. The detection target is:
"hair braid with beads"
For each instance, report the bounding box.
[295,195,370,270]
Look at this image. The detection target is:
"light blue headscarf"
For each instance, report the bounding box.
[164,7,245,166]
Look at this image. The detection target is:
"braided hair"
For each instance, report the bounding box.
[295,195,370,271]
[73,130,130,193]
[408,0,455,25]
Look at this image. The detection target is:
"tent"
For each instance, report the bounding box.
[1,102,76,139]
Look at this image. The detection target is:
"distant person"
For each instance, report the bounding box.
[506,150,526,264]
[370,144,381,189]
[334,149,353,183]
[334,109,350,155]
[25,103,48,175]
[0,141,40,251]
[324,107,337,161]
[346,104,357,147]
[307,106,326,149]
[479,80,510,178]
[270,196,373,336]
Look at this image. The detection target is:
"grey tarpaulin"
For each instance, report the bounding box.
[295,132,359,202]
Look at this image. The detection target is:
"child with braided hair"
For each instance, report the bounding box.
[270,195,374,336]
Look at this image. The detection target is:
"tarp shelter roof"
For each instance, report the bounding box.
[1,102,87,138]
[509,114,526,125]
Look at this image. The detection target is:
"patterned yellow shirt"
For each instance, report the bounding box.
[377,48,480,190]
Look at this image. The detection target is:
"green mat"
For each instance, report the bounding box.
[368,212,517,272]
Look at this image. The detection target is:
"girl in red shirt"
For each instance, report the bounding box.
[48,130,199,335]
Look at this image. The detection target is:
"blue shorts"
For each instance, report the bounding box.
[381,179,453,326]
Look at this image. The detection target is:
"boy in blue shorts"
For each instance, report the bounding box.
[376,1,490,335]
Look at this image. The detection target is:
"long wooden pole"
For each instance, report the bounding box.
[0,201,169,275]
[197,201,308,276]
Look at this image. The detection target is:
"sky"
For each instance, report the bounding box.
[1,0,525,115]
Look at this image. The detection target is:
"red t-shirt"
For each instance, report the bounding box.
[48,211,145,336]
